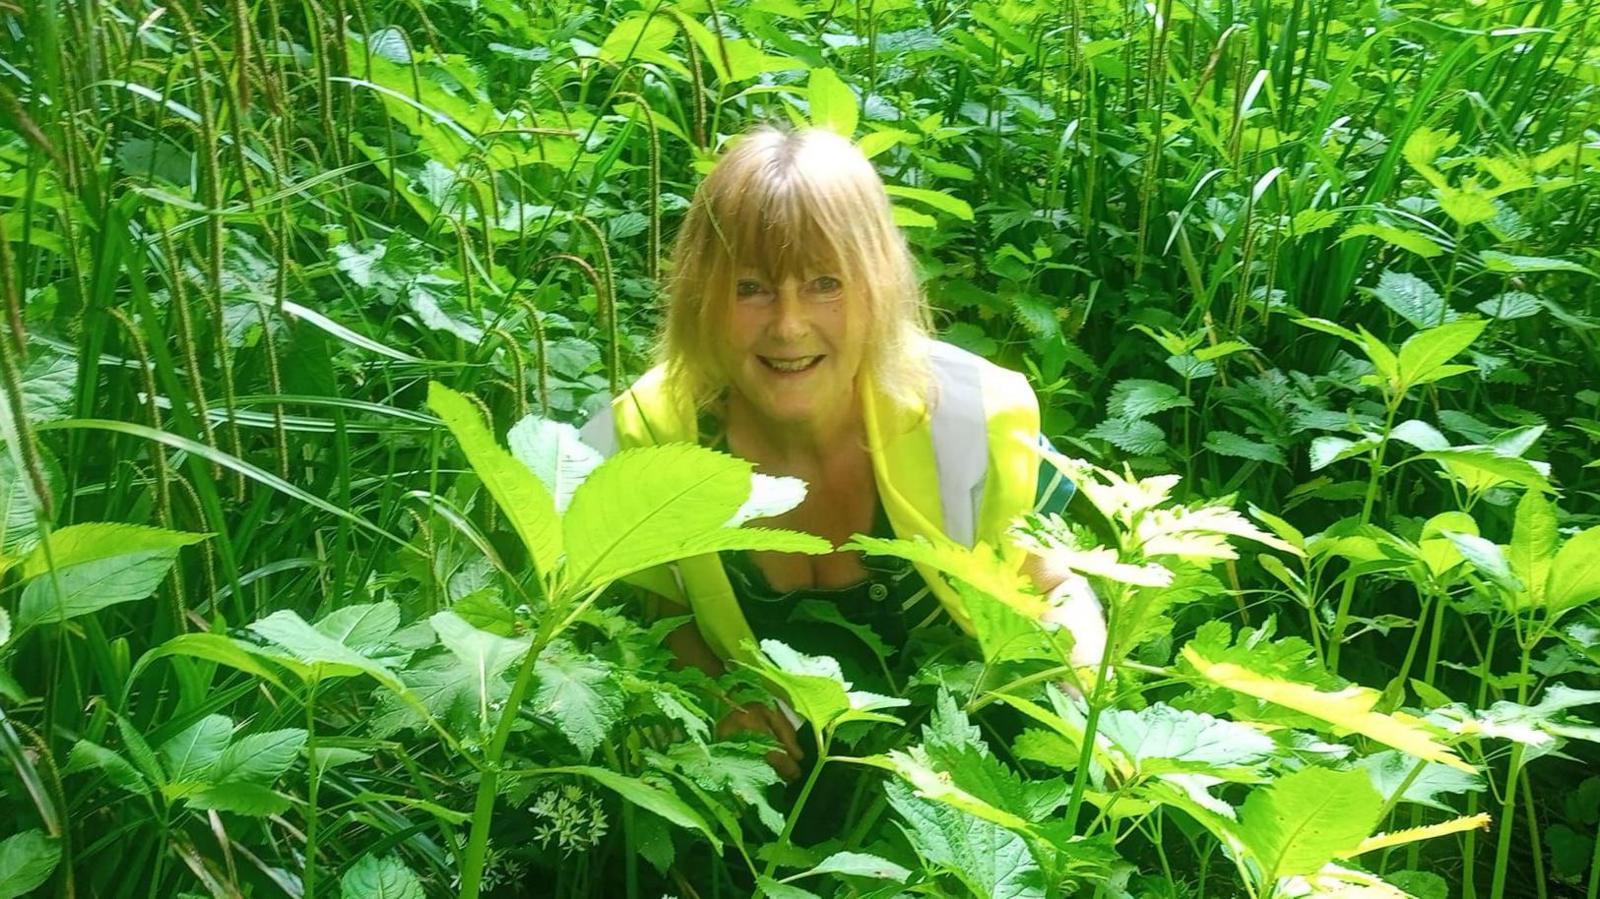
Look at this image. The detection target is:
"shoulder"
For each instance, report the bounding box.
[924,339,1039,420]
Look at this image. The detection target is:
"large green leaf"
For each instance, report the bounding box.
[1396,320,1486,389]
[314,602,401,652]
[210,729,307,786]
[1547,526,1600,615]
[750,640,908,732]
[427,382,562,580]
[561,444,829,593]
[534,642,623,758]
[339,854,425,899]
[15,524,208,628]
[431,611,531,730]
[1510,491,1558,608]
[64,740,150,795]
[1370,270,1449,329]
[1356,751,1482,812]
[159,714,233,786]
[1236,767,1382,882]
[507,415,603,513]
[807,67,858,136]
[248,610,404,691]
[884,781,1046,899]
[0,830,60,899]
[1095,704,1275,776]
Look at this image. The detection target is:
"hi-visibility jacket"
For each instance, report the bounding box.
[580,339,1042,664]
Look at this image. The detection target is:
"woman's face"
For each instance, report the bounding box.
[720,266,868,428]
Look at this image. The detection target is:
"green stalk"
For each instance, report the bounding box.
[1489,643,1534,899]
[762,729,831,879]
[303,680,322,899]
[1328,395,1400,672]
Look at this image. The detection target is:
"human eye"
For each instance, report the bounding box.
[808,275,843,298]
[735,278,773,302]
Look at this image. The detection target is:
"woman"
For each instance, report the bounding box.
[581,126,1105,779]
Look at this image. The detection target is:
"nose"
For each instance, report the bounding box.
[769,283,809,342]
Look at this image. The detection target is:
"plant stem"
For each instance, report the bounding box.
[762,731,830,879]
[303,680,321,899]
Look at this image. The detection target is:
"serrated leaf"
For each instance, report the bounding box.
[507,415,603,513]
[884,781,1046,899]
[1203,431,1286,465]
[187,782,292,816]
[801,851,911,882]
[562,444,830,593]
[339,854,425,899]
[1547,526,1600,615]
[1181,645,1472,771]
[1436,186,1499,227]
[1086,418,1167,455]
[428,382,562,580]
[0,830,60,899]
[1417,448,1550,492]
[1389,420,1450,452]
[1355,751,1483,812]
[807,67,858,137]
[159,714,234,785]
[1009,293,1059,338]
[249,610,404,691]
[1108,379,1193,419]
[210,729,307,786]
[534,643,623,758]
[1097,704,1275,774]
[1352,813,1491,855]
[64,740,150,795]
[1477,291,1542,320]
[432,611,532,731]
[1371,271,1450,329]
[1511,491,1557,607]
[1479,251,1595,276]
[1397,320,1487,388]
[1237,767,1382,881]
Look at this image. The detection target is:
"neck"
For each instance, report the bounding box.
[725,386,863,466]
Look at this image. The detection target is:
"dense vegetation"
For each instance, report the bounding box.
[1,0,1598,896]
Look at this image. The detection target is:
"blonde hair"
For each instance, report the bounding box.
[660,126,931,411]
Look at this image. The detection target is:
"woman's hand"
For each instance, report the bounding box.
[718,702,805,781]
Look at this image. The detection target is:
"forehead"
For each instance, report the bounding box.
[712,167,856,283]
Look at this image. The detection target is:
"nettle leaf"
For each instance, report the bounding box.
[431,611,532,730]
[534,642,623,758]
[339,854,425,899]
[1477,291,1542,320]
[507,415,603,514]
[1309,434,1381,472]
[1203,431,1286,466]
[1479,251,1595,276]
[159,714,234,787]
[1086,417,1168,455]
[1511,491,1558,607]
[655,742,785,833]
[248,610,404,690]
[1096,704,1275,775]
[562,444,830,593]
[0,829,61,899]
[1236,766,1382,882]
[885,781,1046,899]
[1182,640,1472,772]
[752,640,908,731]
[1356,750,1483,812]
[1107,379,1193,419]
[209,729,307,786]
[1370,270,1451,329]
[428,382,561,578]
[64,740,150,795]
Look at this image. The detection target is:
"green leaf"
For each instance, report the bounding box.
[800,851,911,883]
[187,782,292,816]
[210,729,307,786]
[1479,251,1595,276]
[0,830,60,899]
[1416,448,1550,492]
[884,781,1046,899]
[431,611,532,730]
[17,522,207,580]
[1356,751,1483,812]
[891,205,936,228]
[562,444,830,593]
[0,451,52,556]
[64,740,150,795]
[1203,431,1286,466]
[1370,270,1450,329]
[427,382,562,580]
[655,742,784,833]
[507,415,603,513]
[0,609,8,649]
[159,714,234,785]
[339,854,425,899]
[1397,320,1486,388]
[248,610,404,690]
[564,765,722,850]
[1096,704,1275,775]
[1107,379,1193,419]
[1436,186,1499,227]
[1340,224,1444,258]
[15,524,207,628]
[1547,526,1600,615]
[534,643,624,758]
[132,632,297,691]
[313,602,400,653]
[1237,767,1383,881]
[1086,417,1167,455]
[1511,491,1558,608]
[750,640,907,732]
[757,879,820,899]
[1477,291,1543,320]
[1389,420,1451,452]
[807,67,858,137]
[883,185,974,221]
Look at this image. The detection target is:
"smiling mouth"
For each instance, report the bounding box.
[759,355,825,373]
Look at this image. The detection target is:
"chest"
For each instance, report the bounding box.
[741,447,880,591]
